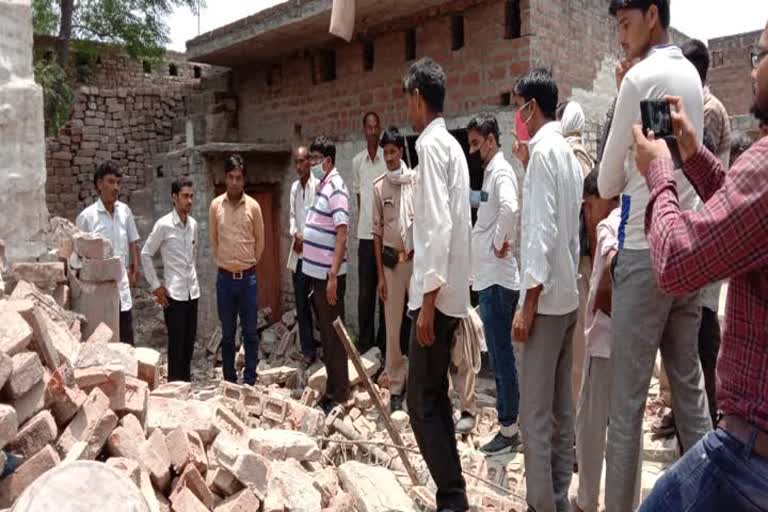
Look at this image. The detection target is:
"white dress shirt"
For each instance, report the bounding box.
[353,147,387,240]
[471,151,523,292]
[520,121,583,315]
[76,199,140,312]
[408,117,471,317]
[140,209,200,302]
[598,45,703,250]
[287,176,318,272]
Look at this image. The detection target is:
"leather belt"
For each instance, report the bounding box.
[218,266,256,280]
[719,414,768,458]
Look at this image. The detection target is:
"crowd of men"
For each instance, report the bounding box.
[71,0,768,510]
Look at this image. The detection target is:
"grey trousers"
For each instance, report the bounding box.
[575,354,641,512]
[605,249,711,512]
[520,310,577,512]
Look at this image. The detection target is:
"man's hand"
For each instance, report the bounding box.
[632,125,671,176]
[666,96,699,163]
[494,240,510,259]
[152,286,170,308]
[377,278,388,302]
[615,58,640,89]
[326,273,338,306]
[513,307,535,342]
[593,250,616,316]
[128,265,140,288]
[512,141,529,168]
[293,233,304,253]
[416,292,437,347]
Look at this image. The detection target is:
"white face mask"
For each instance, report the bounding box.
[311,161,325,180]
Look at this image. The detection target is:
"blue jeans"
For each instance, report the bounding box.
[216,270,259,385]
[293,260,316,360]
[478,285,520,426]
[640,428,768,512]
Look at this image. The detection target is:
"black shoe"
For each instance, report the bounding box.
[318,397,338,416]
[480,431,522,455]
[390,394,404,413]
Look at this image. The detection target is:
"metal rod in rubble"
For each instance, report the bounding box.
[332,316,421,486]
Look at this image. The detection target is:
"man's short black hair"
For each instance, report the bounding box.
[682,39,710,84]
[310,136,336,165]
[224,154,244,174]
[93,160,122,187]
[362,111,380,127]
[609,0,671,29]
[467,113,501,145]
[403,57,447,114]
[583,167,600,198]
[171,177,193,196]
[379,126,405,150]
[514,68,559,120]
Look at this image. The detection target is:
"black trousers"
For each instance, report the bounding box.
[407,308,468,511]
[311,275,350,404]
[163,297,198,382]
[293,260,317,360]
[358,239,386,354]
[119,309,134,345]
[698,306,721,425]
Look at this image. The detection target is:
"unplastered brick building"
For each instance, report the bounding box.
[180,0,622,339]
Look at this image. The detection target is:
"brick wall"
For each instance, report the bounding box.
[709,30,761,116]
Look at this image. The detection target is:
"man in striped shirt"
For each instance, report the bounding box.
[302,136,351,413]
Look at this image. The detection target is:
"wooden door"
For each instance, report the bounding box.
[251,188,281,323]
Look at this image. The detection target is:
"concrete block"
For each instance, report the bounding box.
[142,428,172,492]
[147,396,215,443]
[338,460,416,512]
[57,387,114,458]
[80,257,123,282]
[0,403,18,449]
[73,232,113,259]
[8,410,57,459]
[214,489,260,512]
[134,347,160,389]
[12,262,66,286]
[121,375,149,425]
[248,429,320,462]
[17,306,61,370]
[0,310,33,355]
[106,456,142,487]
[107,414,145,460]
[263,459,321,512]
[286,401,326,436]
[71,279,119,344]
[75,342,137,378]
[170,486,209,512]
[212,404,249,443]
[151,380,192,399]
[75,365,127,411]
[12,378,47,424]
[0,444,61,508]
[0,350,12,390]
[166,426,208,475]
[256,365,299,386]
[206,467,244,497]
[3,351,43,399]
[170,464,215,509]
[85,322,114,344]
[46,365,87,425]
[211,432,271,499]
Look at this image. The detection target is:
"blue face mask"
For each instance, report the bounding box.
[311,162,325,180]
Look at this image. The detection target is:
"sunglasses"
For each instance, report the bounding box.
[751,48,768,69]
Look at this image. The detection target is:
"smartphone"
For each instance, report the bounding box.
[640,99,682,168]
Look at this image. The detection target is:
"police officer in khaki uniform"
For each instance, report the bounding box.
[372,126,416,413]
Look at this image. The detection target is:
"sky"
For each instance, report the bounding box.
[167,0,768,53]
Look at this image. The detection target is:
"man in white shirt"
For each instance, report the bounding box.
[288,146,319,366]
[77,161,141,345]
[353,112,387,355]
[599,2,712,509]
[403,57,471,512]
[140,178,200,382]
[465,113,524,454]
[512,68,583,512]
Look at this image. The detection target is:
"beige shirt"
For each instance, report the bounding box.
[209,193,265,272]
[371,175,406,252]
[353,147,387,240]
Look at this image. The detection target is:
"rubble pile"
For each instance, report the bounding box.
[0,230,526,512]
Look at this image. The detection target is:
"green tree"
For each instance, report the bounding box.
[31,0,201,135]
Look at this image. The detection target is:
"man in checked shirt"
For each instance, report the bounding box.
[634,19,768,511]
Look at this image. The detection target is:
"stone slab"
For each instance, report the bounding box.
[8,409,57,459]
[0,310,33,355]
[338,461,416,512]
[3,351,43,399]
[147,396,215,444]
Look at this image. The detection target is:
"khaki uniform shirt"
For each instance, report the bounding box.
[209,193,265,272]
[371,175,405,252]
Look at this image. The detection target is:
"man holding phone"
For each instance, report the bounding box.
[598,1,712,510]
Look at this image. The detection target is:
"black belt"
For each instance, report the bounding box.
[218,266,256,280]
